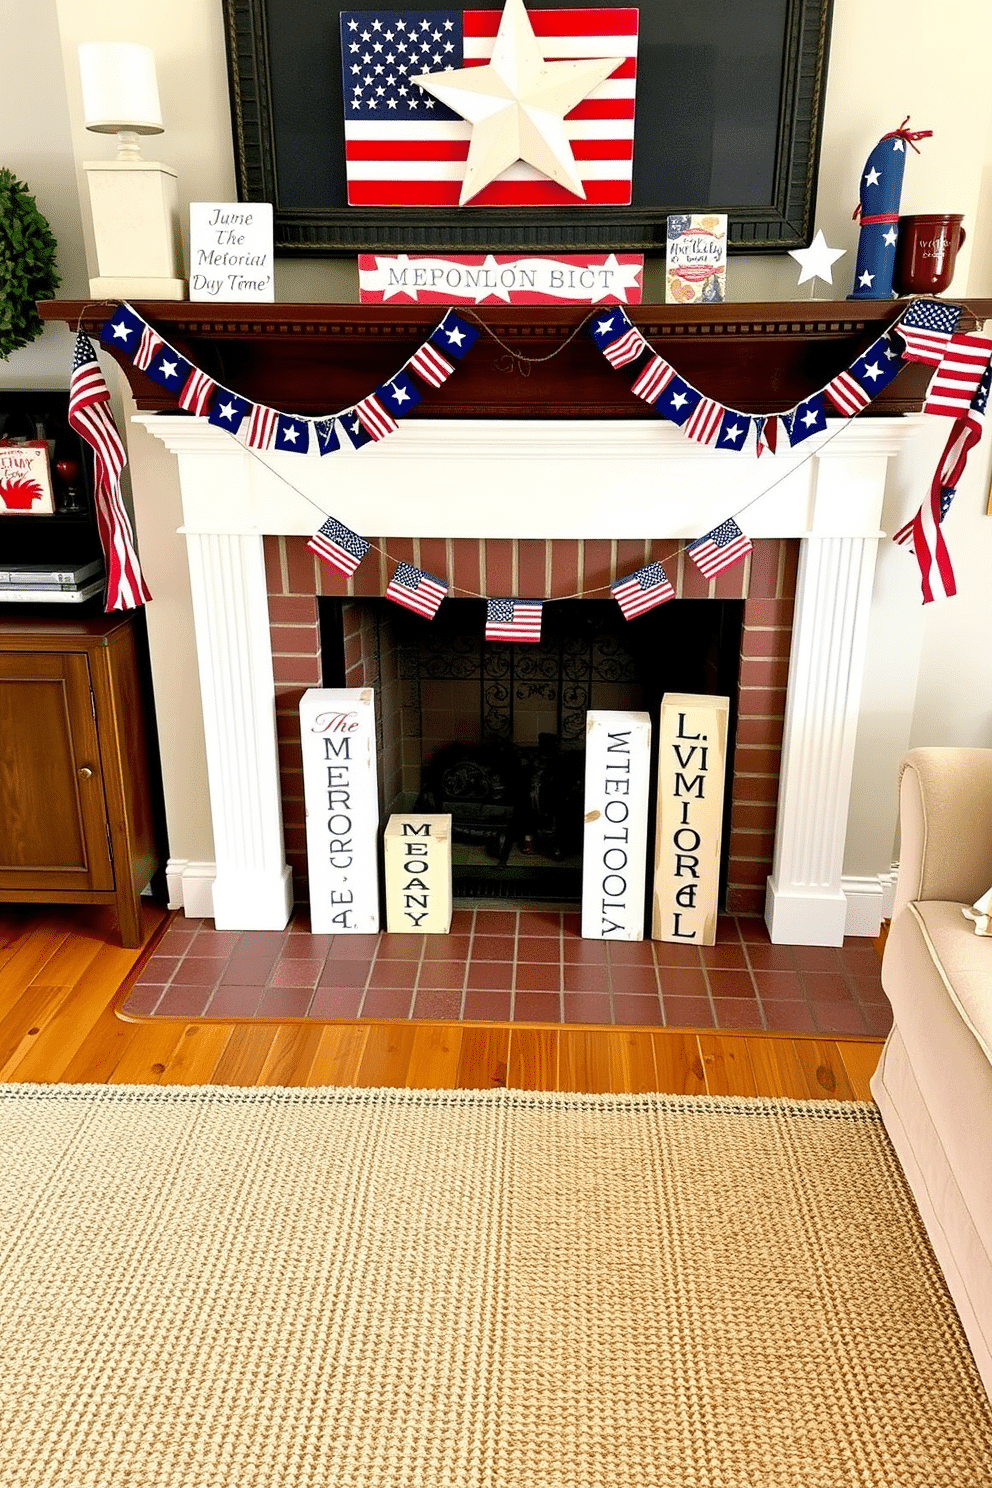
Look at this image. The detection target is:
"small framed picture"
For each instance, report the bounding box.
[0,441,56,515]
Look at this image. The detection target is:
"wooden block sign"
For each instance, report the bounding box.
[652,694,729,947]
[300,688,379,934]
[384,815,453,934]
[581,711,652,940]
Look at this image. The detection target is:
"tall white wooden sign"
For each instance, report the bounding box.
[581,710,652,940]
[652,693,729,947]
[300,688,380,934]
[384,814,453,933]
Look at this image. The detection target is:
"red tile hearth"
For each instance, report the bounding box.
[123,912,891,1037]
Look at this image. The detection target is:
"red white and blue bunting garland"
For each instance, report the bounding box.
[96,295,992,623]
[592,301,992,604]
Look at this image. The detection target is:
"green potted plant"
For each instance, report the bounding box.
[0,168,60,360]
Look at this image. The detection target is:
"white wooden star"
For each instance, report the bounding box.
[410,0,622,204]
[788,229,847,288]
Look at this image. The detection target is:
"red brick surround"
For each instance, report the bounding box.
[265,535,798,916]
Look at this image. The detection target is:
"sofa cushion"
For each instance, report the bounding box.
[894,900,992,1064]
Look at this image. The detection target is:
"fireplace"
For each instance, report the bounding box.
[56,296,949,946]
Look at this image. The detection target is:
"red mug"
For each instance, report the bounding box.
[894,214,966,296]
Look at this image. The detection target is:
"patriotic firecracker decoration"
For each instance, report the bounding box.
[849,118,932,300]
[340,1,638,207]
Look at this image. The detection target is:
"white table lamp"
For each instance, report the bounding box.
[79,42,187,300]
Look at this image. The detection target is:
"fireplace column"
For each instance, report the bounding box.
[155,426,294,929]
[764,431,898,946]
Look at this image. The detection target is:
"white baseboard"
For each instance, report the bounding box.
[166,858,896,939]
[165,859,217,918]
[842,874,891,938]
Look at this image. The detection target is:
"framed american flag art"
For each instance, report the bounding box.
[222,0,834,254]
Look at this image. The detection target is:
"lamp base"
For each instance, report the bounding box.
[90,275,187,300]
[84,159,186,297]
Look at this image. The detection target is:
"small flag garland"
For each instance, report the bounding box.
[591,300,992,604]
[94,296,992,618]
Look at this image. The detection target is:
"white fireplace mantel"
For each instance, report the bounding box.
[137,412,926,944]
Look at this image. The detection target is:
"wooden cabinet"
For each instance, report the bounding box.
[0,616,161,947]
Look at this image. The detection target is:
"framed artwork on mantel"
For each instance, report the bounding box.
[222,0,834,255]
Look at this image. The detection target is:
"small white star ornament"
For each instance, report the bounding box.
[411,0,622,204]
[788,230,847,291]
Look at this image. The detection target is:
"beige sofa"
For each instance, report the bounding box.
[872,747,992,1397]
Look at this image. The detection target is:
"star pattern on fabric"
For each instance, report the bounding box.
[411,0,622,203]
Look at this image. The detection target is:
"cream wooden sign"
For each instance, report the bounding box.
[189,202,274,301]
[652,693,729,946]
[300,688,380,934]
[581,711,652,940]
[384,814,453,934]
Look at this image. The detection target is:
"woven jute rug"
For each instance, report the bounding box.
[1,1086,989,1488]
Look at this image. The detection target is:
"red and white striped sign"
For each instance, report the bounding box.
[359,251,643,304]
[342,8,638,207]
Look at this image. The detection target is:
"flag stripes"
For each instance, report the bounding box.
[631,355,675,404]
[408,342,455,387]
[342,7,639,208]
[68,333,151,611]
[602,326,647,368]
[356,394,399,440]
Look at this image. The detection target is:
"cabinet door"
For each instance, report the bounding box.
[0,651,114,892]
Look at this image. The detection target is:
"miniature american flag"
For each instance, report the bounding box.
[385,561,448,618]
[923,333,992,419]
[307,516,371,577]
[68,333,151,611]
[686,519,753,580]
[896,300,961,366]
[611,561,674,619]
[894,361,990,603]
[485,597,543,643]
[408,341,455,387]
[340,8,638,207]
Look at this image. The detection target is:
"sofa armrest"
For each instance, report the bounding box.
[892,748,992,921]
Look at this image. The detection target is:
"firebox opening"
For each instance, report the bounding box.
[319,597,742,911]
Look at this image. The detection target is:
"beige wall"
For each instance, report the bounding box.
[4,0,992,897]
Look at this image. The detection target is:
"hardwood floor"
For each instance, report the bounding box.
[0,904,885,1100]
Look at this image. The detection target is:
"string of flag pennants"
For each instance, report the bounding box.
[591,299,992,604]
[92,295,992,622]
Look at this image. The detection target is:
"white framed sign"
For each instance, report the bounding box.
[189,202,274,301]
[300,688,380,934]
[581,711,652,940]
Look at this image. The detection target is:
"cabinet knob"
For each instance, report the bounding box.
[78,766,94,779]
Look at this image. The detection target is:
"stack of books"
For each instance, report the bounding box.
[0,559,105,604]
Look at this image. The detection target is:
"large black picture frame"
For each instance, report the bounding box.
[222,0,834,255]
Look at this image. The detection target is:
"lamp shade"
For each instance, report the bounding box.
[78,42,164,134]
